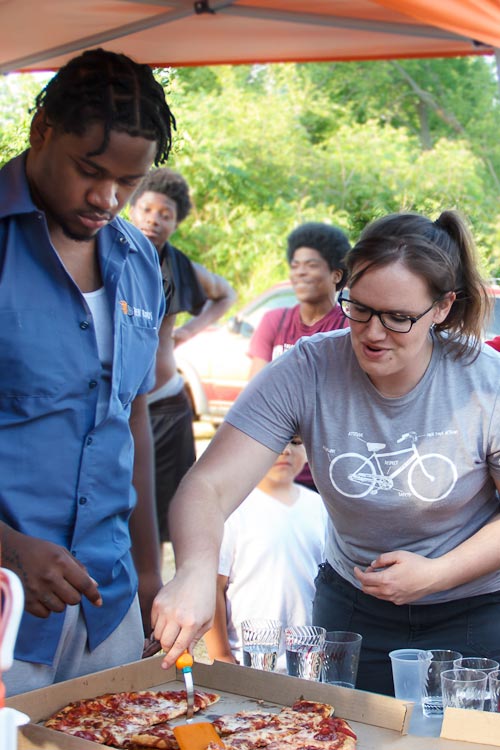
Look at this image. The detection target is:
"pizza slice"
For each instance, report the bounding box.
[208,700,354,750]
[212,709,281,736]
[281,717,357,750]
[287,700,334,719]
[44,688,220,748]
[212,699,333,738]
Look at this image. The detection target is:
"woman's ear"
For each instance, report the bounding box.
[433,291,456,324]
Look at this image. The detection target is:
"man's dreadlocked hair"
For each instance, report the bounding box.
[33,48,175,165]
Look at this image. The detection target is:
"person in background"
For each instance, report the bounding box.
[0,49,176,696]
[151,209,500,697]
[130,169,236,544]
[248,222,350,490]
[203,435,327,671]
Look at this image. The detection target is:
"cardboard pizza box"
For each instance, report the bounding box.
[7,655,500,750]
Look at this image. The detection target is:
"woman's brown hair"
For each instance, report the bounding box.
[346,210,491,359]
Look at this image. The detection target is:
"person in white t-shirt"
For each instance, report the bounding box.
[203,437,327,671]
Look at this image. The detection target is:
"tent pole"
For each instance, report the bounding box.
[495,48,500,98]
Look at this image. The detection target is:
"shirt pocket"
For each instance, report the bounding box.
[0,310,70,397]
[117,318,158,405]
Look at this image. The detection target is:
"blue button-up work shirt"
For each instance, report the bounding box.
[0,154,165,664]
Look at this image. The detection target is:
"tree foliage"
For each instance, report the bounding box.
[1,59,499,303]
[164,58,500,298]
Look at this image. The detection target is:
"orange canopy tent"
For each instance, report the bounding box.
[2,0,500,75]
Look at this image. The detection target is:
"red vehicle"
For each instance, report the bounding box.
[177,281,500,425]
[176,282,295,424]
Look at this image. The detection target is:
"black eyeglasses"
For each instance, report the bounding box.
[338,292,440,334]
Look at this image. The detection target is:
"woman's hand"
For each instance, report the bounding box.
[354,550,442,605]
[151,567,217,669]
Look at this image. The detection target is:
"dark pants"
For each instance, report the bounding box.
[313,561,500,696]
[149,388,196,542]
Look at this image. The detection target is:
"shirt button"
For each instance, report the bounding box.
[80,321,89,330]
[79,497,87,505]
[89,380,98,389]
[86,436,93,446]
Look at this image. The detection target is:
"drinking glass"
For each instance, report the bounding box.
[285,626,326,681]
[441,668,488,711]
[241,619,282,671]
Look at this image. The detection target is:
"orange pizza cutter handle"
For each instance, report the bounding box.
[176,651,194,671]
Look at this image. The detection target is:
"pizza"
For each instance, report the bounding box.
[209,700,357,750]
[44,691,357,750]
[44,688,220,748]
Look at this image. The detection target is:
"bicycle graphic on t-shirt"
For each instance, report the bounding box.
[328,431,457,502]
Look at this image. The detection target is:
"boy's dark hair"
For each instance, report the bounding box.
[130,168,192,223]
[287,222,350,284]
[33,48,175,165]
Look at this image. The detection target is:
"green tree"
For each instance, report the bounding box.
[0,73,49,164]
[2,60,499,295]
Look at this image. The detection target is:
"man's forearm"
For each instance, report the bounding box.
[129,394,160,574]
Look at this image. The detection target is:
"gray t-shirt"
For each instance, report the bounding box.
[226,329,500,604]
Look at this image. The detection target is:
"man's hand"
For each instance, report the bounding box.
[151,570,216,669]
[354,550,441,605]
[1,525,102,617]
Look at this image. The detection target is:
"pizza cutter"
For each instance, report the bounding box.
[173,652,225,750]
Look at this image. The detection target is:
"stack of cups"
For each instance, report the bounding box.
[421,650,463,716]
[389,649,432,704]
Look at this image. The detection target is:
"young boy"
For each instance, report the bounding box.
[203,437,327,672]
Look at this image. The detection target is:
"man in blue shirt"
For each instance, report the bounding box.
[0,48,175,695]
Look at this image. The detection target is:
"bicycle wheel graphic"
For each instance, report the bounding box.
[407,453,457,502]
[329,452,377,497]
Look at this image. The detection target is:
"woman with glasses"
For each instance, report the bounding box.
[152,210,500,695]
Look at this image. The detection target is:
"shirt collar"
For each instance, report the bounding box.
[0,151,37,219]
[0,151,138,254]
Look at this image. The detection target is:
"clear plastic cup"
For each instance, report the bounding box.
[241,619,282,672]
[389,649,432,703]
[285,626,326,681]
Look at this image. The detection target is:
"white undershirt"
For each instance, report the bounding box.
[83,287,113,424]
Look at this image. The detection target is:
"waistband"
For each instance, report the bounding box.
[147,372,184,404]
